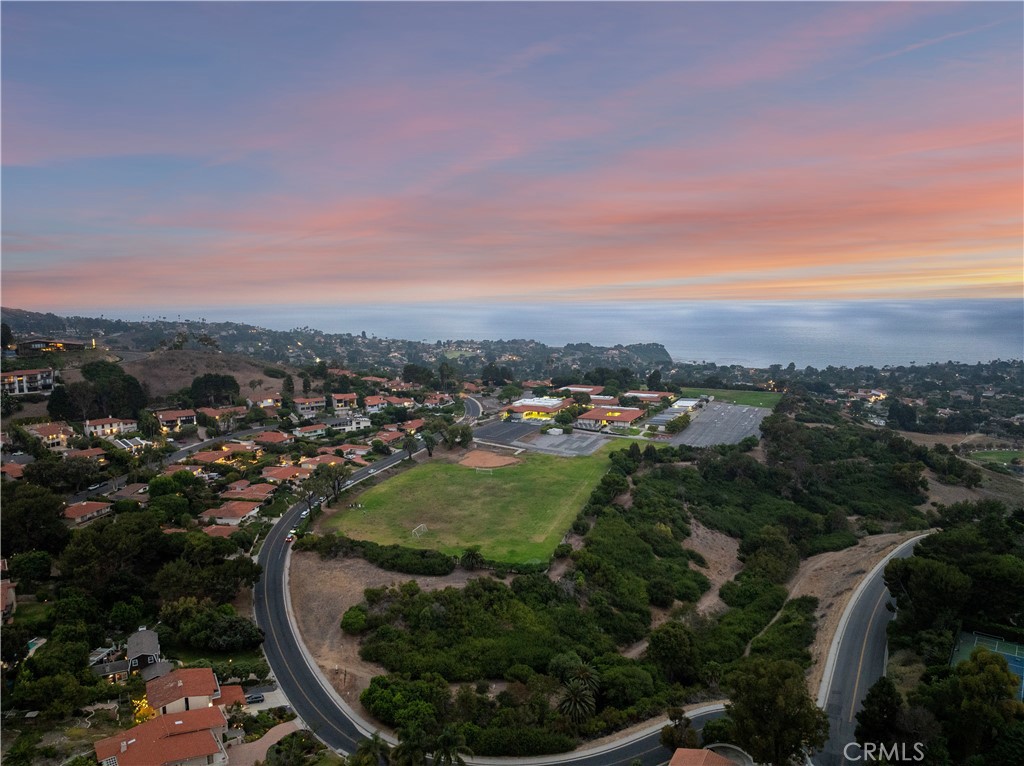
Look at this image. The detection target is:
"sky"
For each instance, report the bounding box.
[2,1,1022,315]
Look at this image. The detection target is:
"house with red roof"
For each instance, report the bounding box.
[364,395,386,413]
[423,393,453,408]
[374,430,405,445]
[667,748,735,766]
[65,446,108,464]
[200,500,261,526]
[558,384,605,396]
[623,390,676,404]
[385,396,416,409]
[146,667,220,715]
[196,405,247,430]
[361,376,389,385]
[252,430,293,446]
[26,421,75,450]
[293,423,327,439]
[94,706,228,766]
[155,409,197,432]
[262,465,312,484]
[250,392,283,409]
[200,525,238,539]
[84,416,138,438]
[64,501,113,526]
[338,443,372,457]
[299,454,347,469]
[220,483,275,501]
[1,462,25,481]
[331,392,358,411]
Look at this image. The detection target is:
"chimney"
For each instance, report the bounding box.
[177,679,183,687]
[120,741,127,753]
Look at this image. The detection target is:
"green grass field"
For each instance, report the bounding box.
[676,387,783,408]
[970,450,1023,465]
[324,449,612,563]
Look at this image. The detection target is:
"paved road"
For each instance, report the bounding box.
[814,537,924,766]
[462,395,483,421]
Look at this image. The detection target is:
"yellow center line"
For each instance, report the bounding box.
[848,588,889,723]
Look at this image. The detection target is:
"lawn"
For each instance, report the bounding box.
[323,449,612,564]
[676,387,783,408]
[970,450,1023,466]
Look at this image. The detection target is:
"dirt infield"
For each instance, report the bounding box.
[458,449,521,468]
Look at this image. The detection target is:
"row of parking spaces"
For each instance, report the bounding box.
[671,402,771,447]
[473,419,541,445]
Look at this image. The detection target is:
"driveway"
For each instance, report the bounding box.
[227,720,302,766]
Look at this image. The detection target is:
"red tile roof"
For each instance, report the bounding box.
[94,707,226,766]
[202,500,260,520]
[218,684,246,709]
[374,430,404,444]
[221,483,275,500]
[1,463,25,479]
[155,409,196,421]
[668,749,735,766]
[86,416,136,427]
[201,525,238,539]
[364,395,385,406]
[252,430,293,444]
[146,667,218,710]
[64,501,112,520]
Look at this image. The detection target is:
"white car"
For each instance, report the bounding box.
[300,510,310,519]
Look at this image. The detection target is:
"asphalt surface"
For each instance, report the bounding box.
[670,403,769,447]
[814,538,923,766]
[472,418,540,445]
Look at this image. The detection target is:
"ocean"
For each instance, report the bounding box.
[108,299,1023,370]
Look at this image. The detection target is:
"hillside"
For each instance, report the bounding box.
[117,349,298,398]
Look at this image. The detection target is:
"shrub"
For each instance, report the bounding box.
[341,605,369,635]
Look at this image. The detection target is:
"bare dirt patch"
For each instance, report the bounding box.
[118,349,300,398]
[687,520,742,616]
[787,532,922,694]
[895,431,993,448]
[458,449,521,469]
[288,552,489,721]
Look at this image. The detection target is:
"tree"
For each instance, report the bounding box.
[9,550,53,587]
[1,322,12,347]
[460,547,484,571]
[422,432,436,457]
[1,482,70,556]
[190,373,239,406]
[855,675,905,746]
[726,659,829,766]
[390,725,430,766]
[354,732,391,765]
[498,384,524,403]
[402,434,418,460]
[660,707,699,750]
[431,725,472,766]
[647,621,700,683]
[314,462,352,500]
[557,678,595,728]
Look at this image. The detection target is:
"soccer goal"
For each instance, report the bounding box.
[411,523,428,539]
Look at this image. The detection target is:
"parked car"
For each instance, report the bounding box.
[88,483,103,491]
[245,693,265,704]
[300,510,309,519]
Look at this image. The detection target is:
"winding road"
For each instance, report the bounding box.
[252,398,924,764]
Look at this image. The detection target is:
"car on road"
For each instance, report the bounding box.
[245,693,265,704]
[285,535,295,543]
[367,468,376,475]
[88,483,103,491]
[300,509,309,519]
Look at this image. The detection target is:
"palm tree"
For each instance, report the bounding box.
[460,546,485,571]
[389,725,430,766]
[431,725,472,766]
[402,434,418,460]
[421,432,436,457]
[354,732,391,765]
[570,661,600,695]
[557,678,596,728]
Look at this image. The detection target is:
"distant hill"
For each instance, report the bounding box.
[1,307,673,379]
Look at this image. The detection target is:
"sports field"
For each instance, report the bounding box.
[323,448,611,564]
[952,632,1024,701]
[676,387,783,408]
[969,450,1023,466]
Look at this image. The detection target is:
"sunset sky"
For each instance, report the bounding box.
[3,1,1022,314]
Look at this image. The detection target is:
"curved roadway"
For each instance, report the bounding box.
[253,400,922,765]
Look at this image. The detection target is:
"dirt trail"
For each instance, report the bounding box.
[688,520,742,616]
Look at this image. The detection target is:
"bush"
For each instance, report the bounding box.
[341,605,369,635]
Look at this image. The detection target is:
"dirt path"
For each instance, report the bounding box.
[688,520,742,616]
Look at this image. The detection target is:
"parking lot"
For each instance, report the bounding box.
[671,402,770,447]
[473,419,541,446]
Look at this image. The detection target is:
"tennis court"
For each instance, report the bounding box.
[952,632,1024,701]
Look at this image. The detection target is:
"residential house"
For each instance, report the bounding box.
[293,423,328,439]
[521,379,552,389]
[385,396,416,409]
[146,668,223,715]
[252,430,294,446]
[85,417,138,438]
[66,447,108,464]
[667,748,734,766]
[26,421,75,450]
[339,443,372,457]
[200,525,238,539]
[331,392,358,411]
[503,397,572,422]
[299,454,346,469]
[64,501,114,526]
[93,706,228,766]
[423,393,453,408]
[162,464,204,479]
[111,437,153,454]
[250,392,283,409]
[200,501,261,526]
[155,409,197,432]
[331,415,371,433]
[1,462,25,480]
[196,405,247,430]
[126,628,162,673]
[292,395,327,417]
[261,465,312,484]
[110,483,150,506]
[16,338,88,353]
[363,395,386,413]
[1,367,55,395]
[374,430,405,445]
[361,376,389,385]
[220,482,275,502]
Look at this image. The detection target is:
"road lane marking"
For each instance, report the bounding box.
[848,588,889,722]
